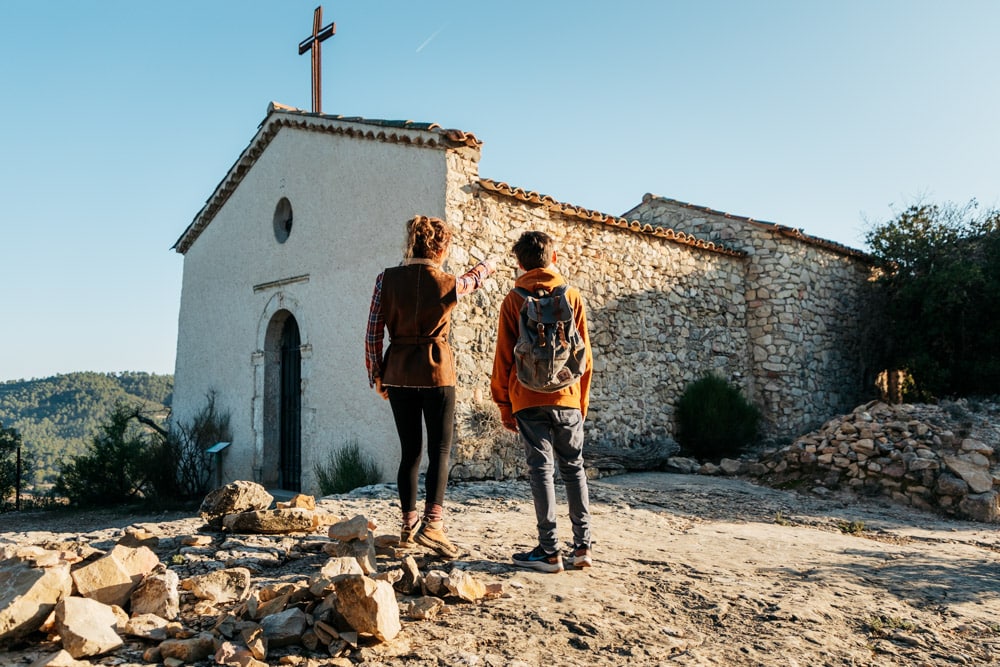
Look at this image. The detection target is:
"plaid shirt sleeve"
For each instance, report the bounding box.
[364,272,385,387]
[455,259,496,297]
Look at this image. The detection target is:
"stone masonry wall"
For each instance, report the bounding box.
[438,152,872,480]
[443,156,752,479]
[626,196,871,441]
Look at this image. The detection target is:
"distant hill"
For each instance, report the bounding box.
[0,372,173,487]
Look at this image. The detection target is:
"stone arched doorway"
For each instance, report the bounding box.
[261,309,303,491]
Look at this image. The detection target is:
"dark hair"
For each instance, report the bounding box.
[405,215,452,260]
[513,231,554,270]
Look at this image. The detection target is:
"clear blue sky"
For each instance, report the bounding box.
[2,1,998,382]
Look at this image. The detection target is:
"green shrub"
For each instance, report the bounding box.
[314,440,382,495]
[675,374,760,460]
[838,519,866,535]
[54,401,153,506]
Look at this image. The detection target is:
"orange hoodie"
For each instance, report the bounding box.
[491,266,593,422]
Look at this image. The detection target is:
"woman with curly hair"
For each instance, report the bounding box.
[365,215,496,558]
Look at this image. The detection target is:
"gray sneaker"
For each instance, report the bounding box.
[512,545,564,573]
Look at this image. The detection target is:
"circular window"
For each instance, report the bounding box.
[273,197,293,243]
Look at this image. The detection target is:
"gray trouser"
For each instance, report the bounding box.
[515,406,591,552]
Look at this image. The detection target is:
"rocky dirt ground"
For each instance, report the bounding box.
[3,470,1000,667]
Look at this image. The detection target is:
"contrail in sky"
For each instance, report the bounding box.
[416,26,445,53]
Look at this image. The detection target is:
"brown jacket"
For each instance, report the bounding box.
[490,266,593,421]
[380,262,457,387]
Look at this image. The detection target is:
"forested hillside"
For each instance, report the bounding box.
[0,372,173,487]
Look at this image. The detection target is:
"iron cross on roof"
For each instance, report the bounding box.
[298,6,336,113]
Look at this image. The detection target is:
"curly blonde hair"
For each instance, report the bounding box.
[404,215,452,260]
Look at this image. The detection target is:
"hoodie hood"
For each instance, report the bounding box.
[513,266,565,294]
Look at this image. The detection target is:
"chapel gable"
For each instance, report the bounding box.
[173,103,483,256]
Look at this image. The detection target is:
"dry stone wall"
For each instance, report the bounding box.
[626,196,871,441]
[710,400,1000,523]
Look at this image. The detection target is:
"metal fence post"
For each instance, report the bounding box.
[15,443,22,511]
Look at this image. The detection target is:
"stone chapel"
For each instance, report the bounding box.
[171,102,873,494]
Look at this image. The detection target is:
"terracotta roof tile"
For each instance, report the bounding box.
[263,103,480,146]
[478,179,746,258]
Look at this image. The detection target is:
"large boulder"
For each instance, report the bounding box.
[53,597,123,658]
[159,633,215,663]
[943,456,994,494]
[180,567,251,604]
[70,545,158,608]
[260,607,308,647]
[221,508,317,534]
[334,575,401,642]
[130,568,180,619]
[958,490,1000,523]
[0,556,73,643]
[199,481,274,527]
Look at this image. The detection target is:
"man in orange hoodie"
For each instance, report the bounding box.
[491,231,594,573]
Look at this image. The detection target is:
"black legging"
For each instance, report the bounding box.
[386,386,456,514]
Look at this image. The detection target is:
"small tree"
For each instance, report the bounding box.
[675,374,760,460]
[55,401,153,506]
[863,201,1000,399]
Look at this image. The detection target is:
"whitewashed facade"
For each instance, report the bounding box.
[172,105,481,492]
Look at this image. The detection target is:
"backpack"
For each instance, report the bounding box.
[512,285,587,392]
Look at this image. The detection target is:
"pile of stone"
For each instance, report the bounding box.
[0,481,503,666]
[673,400,1000,523]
